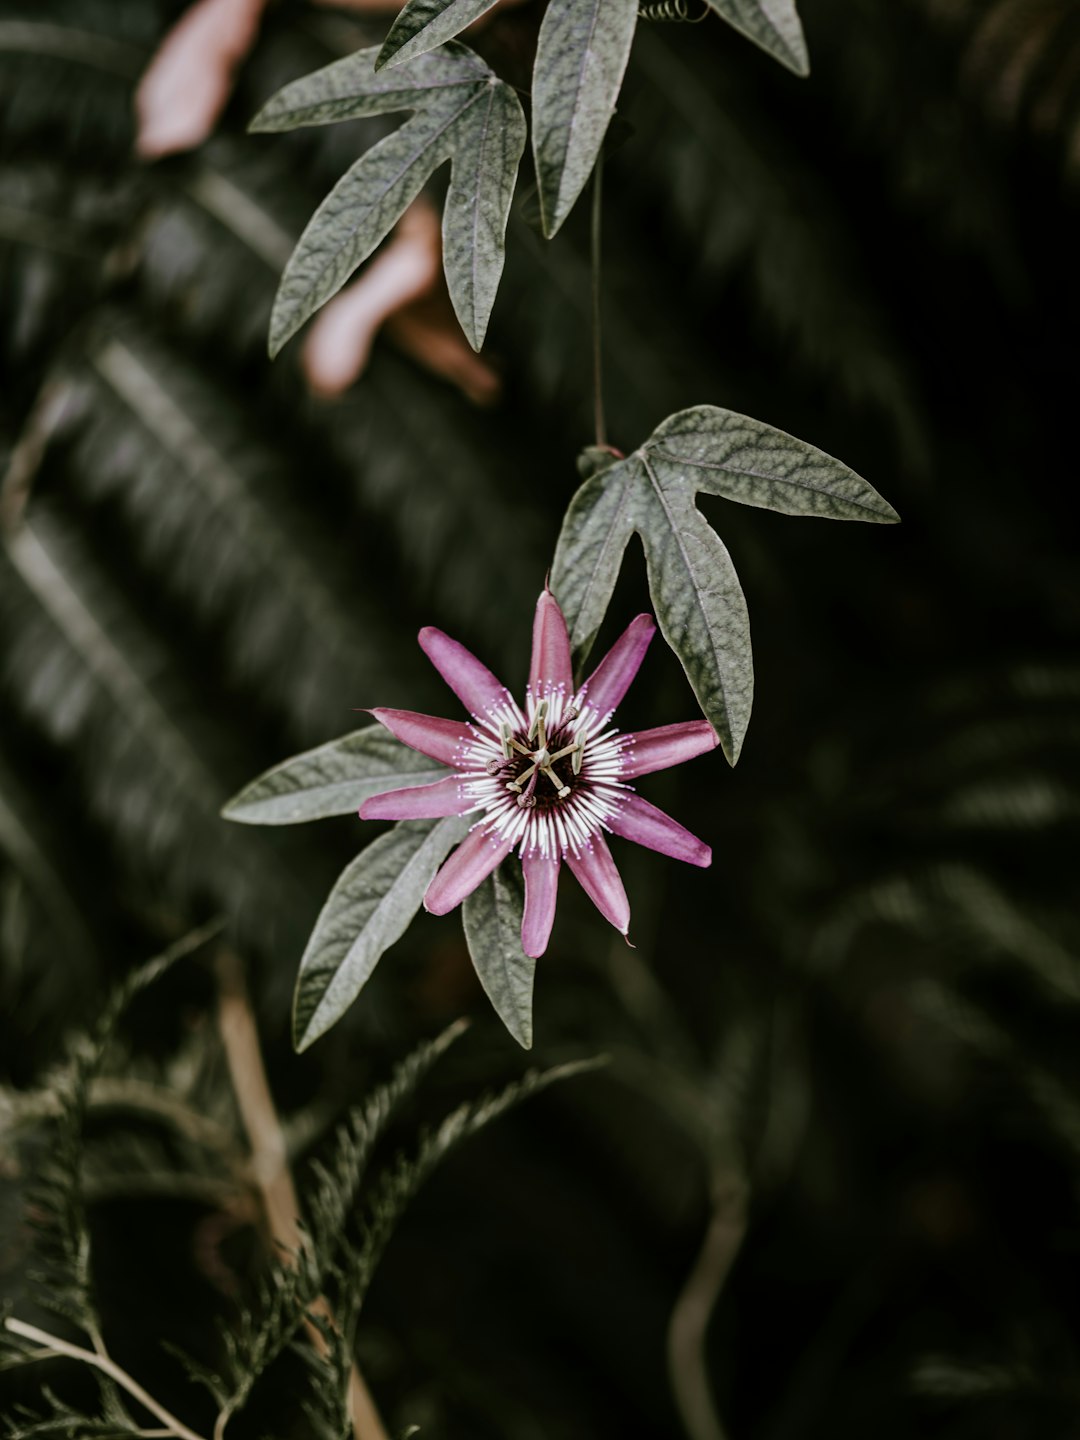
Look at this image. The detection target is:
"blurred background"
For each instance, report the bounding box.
[2,0,1080,1436]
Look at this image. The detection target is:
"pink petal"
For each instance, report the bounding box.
[521,852,560,958]
[360,776,470,821]
[418,626,513,722]
[578,615,655,720]
[565,834,630,935]
[606,794,711,868]
[618,721,719,779]
[424,826,514,915]
[368,708,474,767]
[134,0,263,161]
[529,588,573,698]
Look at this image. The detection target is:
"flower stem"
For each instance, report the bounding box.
[214,946,388,1440]
[591,153,606,449]
[3,1317,209,1440]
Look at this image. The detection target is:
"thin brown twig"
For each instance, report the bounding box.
[4,1318,208,1440]
[213,946,388,1440]
[667,1174,748,1440]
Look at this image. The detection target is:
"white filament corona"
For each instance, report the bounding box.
[453,686,631,859]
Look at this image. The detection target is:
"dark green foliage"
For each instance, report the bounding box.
[2,955,592,1439]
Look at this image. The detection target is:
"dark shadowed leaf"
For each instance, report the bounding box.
[705,0,809,77]
[462,865,535,1048]
[221,725,449,825]
[293,815,470,1050]
[551,405,896,763]
[250,44,525,353]
[532,0,639,237]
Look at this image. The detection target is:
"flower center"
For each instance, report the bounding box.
[488,699,586,811]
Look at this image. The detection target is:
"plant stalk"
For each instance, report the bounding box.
[214,946,388,1440]
[667,1174,748,1440]
[591,154,606,449]
[4,1318,209,1440]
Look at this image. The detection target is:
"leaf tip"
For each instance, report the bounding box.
[540,212,562,241]
[508,1021,533,1050]
[716,715,745,767]
[292,1006,321,1054]
[247,104,277,135]
[267,308,294,360]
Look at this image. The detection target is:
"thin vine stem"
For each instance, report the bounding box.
[666,1175,748,1440]
[591,153,606,449]
[4,1317,209,1440]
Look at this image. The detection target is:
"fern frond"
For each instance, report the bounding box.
[0,162,135,375]
[2,1386,144,1440]
[0,503,319,955]
[314,348,546,670]
[0,3,156,166]
[911,1353,1039,1400]
[623,26,928,470]
[940,0,1080,185]
[51,315,415,744]
[21,924,220,1338]
[216,1020,469,1412]
[341,1058,606,1323]
[0,746,98,970]
[290,1313,352,1440]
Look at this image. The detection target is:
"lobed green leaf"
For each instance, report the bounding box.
[552,405,897,764]
[253,43,524,354]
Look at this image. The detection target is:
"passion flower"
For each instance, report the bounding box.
[362,589,717,957]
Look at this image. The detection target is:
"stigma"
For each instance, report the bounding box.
[495,697,586,809]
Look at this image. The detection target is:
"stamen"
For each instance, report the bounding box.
[547,742,579,763]
[540,763,571,799]
[507,760,538,793]
[572,741,585,775]
[528,698,549,743]
[499,721,514,760]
